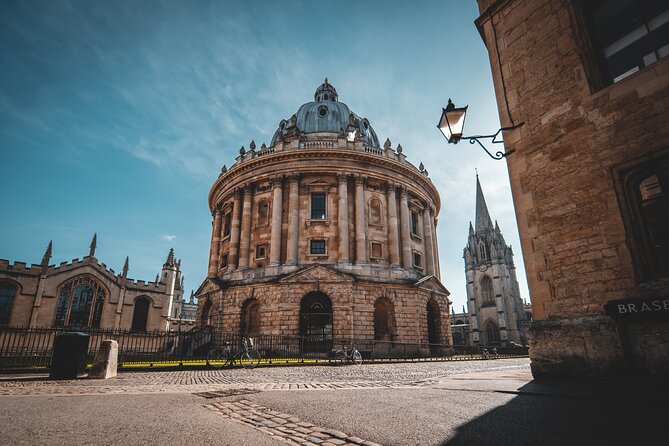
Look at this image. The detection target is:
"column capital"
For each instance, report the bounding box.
[288,174,300,184]
[243,184,254,194]
[337,173,349,184]
[354,175,366,187]
[386,182,397,193]
[271,176,283,189]
[399,186,408,197]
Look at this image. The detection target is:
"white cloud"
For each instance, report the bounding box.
[161,234,177,241]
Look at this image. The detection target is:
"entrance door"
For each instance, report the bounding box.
[300,292,333,353]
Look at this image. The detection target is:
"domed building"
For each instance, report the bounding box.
[195,80,452,354]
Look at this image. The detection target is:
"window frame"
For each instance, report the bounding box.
[308,239,328,257]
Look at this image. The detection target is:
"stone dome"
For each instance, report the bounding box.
[271,79,381,148]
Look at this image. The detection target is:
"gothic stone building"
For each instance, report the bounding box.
[462,175,528,346]
[196,80,452,353]
[475,0,669,376]
[0,236,185,332]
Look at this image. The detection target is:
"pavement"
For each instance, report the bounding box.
[0,358,665,446]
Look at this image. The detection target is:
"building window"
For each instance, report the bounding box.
[255,244,267,260]
[369,197,382,226]
[310,239,327,255]
[411,211,420,236]
[370,241,383,259]
[257,200,270,226]
[0,283,17,326]
[481,276,495,305]
[484,319,501,346]
[582,0,669,85]
[220,254,228,269]
[54,276,105,328]
[131,297,151,331]
[223,212,232,237]
[310,193,326,219]
[413,251,422,269]
[618,158,669,281]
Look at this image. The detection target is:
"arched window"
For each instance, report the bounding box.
[484,320,500,346]
[0,282,17,326]
[131,297,151,331]
[374,297,396,341]
[240,298,261,336]
[478,241,488,261]
[369,198,382,226]
[257,199,269,226]
[426,299,441,354]
[200,300,212,326]
[480,276,494,304]
[300,292,332,353]
[54,276,105,328]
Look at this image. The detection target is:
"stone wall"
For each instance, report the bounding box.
[476,0,669,376]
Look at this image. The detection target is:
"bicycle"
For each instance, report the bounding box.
[334,343,363,366]
[207,337,261,369]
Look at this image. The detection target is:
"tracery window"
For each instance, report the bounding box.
[0,282,17,326]
[54,276,106,328]
[484,320,500,346]
[480,276,495,304]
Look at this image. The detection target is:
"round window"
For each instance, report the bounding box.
[318,105,328,117]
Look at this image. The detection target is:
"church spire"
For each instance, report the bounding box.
[164,248,176,268]
[89,233,97,257]
[122,256,129,278]
[41,240,53,272]
[475,174,493,232]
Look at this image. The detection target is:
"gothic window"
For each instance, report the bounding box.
[484,320,501,346]
[369,197,382,226]
[257,200,270,226]
[480,276,495,305]
[581,0,669,86]
[310,193,326,219]
[131,297,151,331]
[0,282,17,326]
[54,276,105,328]
[617,156,669,281]
[478,241,488,262]
[374,297,396,341]
[241,298,261,336]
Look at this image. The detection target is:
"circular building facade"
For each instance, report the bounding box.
[196,80,452,354]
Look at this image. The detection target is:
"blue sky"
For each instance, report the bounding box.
[0,0,529,313]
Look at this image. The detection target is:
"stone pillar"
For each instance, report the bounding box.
[386,183,400,267]
[399,187,413,268]
[286,175,300,265]
[432,215,441,278]
[208,209,222,276]
[337,173,350,263]
[270,177,283,265]
[423,206,435,275]
[354,175,367,264]
[238,185,253,269]
[228,189,242,270]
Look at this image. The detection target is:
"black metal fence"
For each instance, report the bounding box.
[0,325,529,371]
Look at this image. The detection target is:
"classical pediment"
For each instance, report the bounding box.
[414,275,450,297]
[279,264,354,283]
[194,277,221,296]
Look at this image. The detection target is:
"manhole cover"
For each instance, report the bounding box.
[194,388,259,399]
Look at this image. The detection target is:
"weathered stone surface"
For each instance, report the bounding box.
[87,340,118,379]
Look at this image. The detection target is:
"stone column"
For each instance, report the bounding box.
[238,185,253,269]
[422,206,435,275]
[386,183,400,267]
[286,175,300,265]
[270,177,283,265]
[432,215,441,278]
[354,175,367,264]
[399,187,413,268]
[337,173,350,263]
[208,209,222,276]
[228,189,242,269]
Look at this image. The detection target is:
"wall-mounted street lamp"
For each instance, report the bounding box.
[437,99,524,160]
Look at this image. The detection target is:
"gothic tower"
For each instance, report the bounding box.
[463,175,527,346]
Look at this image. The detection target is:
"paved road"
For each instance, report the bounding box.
[0,359,664,445]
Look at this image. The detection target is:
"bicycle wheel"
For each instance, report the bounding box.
[240,349,261,369]
[206,347,229,369]
[335,349,347,366]
[352,349,363,366]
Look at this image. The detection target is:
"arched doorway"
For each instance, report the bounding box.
[240,298,261,336]
[300,292,332,353]
[484,319,501,345]
[131,297,151,331]
[426,299,441,355]
[200,300,212,326]
[374,297,396,341]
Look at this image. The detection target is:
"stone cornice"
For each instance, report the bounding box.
[209,149,441,214]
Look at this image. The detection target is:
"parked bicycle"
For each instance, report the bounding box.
[206,337,261,369]
[335,343,363,366]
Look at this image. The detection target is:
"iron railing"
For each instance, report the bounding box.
[0,325,528,371]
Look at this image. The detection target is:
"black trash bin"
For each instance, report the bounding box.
[50,332,90,379]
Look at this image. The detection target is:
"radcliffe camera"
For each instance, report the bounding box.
[0,1,667,445]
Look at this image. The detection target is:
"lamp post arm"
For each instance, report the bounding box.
[462,122,524,160]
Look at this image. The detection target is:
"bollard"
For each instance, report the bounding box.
[50,332,90,380]
[88,340,118,379]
